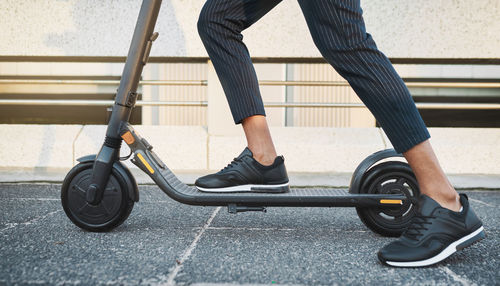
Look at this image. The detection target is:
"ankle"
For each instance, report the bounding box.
[440,197,461,212]
[252,153,276,166]
[248,147,276,166]
[424,190,461,212]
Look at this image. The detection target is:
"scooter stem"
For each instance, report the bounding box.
[86,0,163,205]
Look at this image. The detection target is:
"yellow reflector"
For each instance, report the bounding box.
[137,153,155,174]
[121,131,135,145]
[380,199,403,205]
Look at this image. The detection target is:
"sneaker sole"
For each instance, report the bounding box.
[196,183,290,193]
[383,225,485,267]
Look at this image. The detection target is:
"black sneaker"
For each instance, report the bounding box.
[378,194,485,267]
[195,147,289,193]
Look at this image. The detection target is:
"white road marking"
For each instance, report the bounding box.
[469,198,495,207]
[192,284,308,286]
[441,266,473,286]
[0,210,62,232]
[2,198,59,201]
[207,226,296,231]
[205,226,366,232]
[163,206,222,286]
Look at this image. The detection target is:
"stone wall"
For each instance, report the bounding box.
[1,0,499,58]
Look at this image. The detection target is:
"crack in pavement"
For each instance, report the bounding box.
[0,210,62,232]
[163,207,222,286]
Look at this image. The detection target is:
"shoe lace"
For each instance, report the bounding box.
[219,157,243,172]
[403,214,435,241]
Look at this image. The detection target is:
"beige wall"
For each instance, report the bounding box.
[1,0,499,58]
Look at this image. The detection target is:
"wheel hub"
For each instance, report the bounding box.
[379,182,412,217]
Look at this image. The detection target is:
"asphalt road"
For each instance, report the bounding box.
[0,183,498,286]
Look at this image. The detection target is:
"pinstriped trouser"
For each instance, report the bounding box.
[197,0,430,153]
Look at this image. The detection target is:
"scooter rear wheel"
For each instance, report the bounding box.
[61,162,134,232]
[356,161,419,237]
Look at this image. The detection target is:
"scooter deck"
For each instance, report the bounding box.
[122,124,407,209]
[135,149,406,208]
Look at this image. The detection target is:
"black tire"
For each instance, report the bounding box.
[61,162,134,232]
[356,161,420,237]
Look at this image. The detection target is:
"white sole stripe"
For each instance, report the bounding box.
[386,226,485,267]
[196,183,289,193]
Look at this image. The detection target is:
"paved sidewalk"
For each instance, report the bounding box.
[0,183,498,285]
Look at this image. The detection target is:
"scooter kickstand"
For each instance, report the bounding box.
[228,204,267,214]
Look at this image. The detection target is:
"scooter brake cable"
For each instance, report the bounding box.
[119,150,133,161]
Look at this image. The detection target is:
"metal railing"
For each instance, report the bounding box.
[2,79,500,88]
[0,79,206,86]
[0,99,207,107]
[1,79,500,109]
[1,100,500,110]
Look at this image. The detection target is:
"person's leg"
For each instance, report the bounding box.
[404,140,460,211]
[197,0,281,165]
[242,115,277,165]
[296,0,455,208]
[196,0,288,193]
[297,0,484,267]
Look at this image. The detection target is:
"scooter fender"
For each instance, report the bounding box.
[77,154,139,202]
[348,149,404,194]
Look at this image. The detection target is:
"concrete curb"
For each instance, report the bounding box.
[1,167,500,189]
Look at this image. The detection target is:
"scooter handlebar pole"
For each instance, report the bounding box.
[87,0,163,205]
[107,0,163,138]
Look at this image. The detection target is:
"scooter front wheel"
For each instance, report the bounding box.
[61,162,134,232]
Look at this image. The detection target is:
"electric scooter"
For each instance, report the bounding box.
[61,0,420,237]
